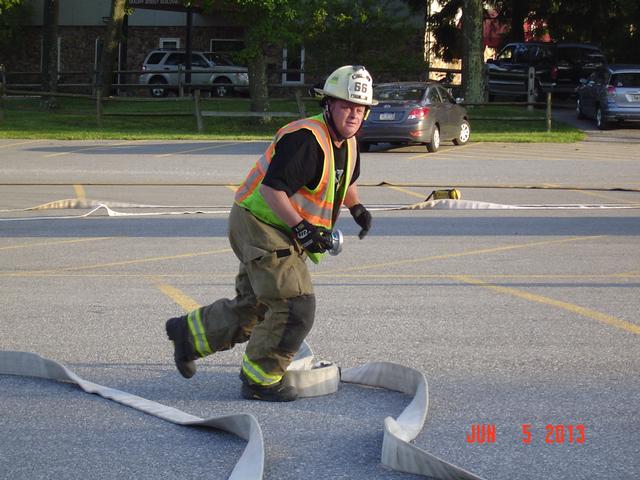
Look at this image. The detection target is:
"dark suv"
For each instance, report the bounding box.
[486,42,606,100]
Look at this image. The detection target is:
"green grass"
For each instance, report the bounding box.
[0,96,584,142]
[465,105,585,142]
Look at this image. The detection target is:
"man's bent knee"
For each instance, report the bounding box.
[277,294,316,352]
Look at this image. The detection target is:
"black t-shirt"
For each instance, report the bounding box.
[262,129,360,197]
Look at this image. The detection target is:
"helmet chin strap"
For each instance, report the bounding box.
[323,101,347,143]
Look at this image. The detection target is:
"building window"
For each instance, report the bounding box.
[57,36,62,73]
[95,38,103,74]
[209,38,244,54]
[209,26,244,54]
[160,38,180,50]
[282,45,304,85]
[40,36,62,73]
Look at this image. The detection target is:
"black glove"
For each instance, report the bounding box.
[292,219,333,254]
[349,204,372,239]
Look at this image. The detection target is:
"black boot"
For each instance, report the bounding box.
[240,371,298,402]
[166,316,198,379]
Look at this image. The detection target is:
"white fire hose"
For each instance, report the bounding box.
[0,342,483,480]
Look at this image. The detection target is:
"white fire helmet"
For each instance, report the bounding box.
[315,65,378,106]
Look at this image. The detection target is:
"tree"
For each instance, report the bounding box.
[304,0,424,82]
[99,0,127,96]
[487,0,640,62]
[538,0,640,62]
[0,0,31,53]
[41,0,59,108]
[462,0,484,101]
[203,0,424,113]
[202,0,305,114]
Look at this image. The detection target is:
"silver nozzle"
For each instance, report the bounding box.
[328,229,343,255]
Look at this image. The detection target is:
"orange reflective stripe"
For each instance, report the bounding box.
[290,197,333,227]
[292,205,330,228]
[235,157,269,202]
[347,137,357,178]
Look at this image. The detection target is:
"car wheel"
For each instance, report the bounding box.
[359,141,371,153]
[453,119,470,146]
[576,98,585,119]
[149,77,168,98]
[213,77,232,97]
[595,106,608,130]
[426,125,440,152]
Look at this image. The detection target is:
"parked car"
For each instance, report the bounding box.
[486,42,606,100]
[139,50,249,98]
[576,64,640,129]
[357,82,470,153]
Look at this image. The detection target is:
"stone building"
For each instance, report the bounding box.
[3,0,307,92]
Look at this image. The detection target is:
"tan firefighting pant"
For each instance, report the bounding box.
[187,203,315,385]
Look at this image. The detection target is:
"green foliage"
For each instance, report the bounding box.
[207,0,305,62]
[201,0,424,79]
[428,0,640,63]
[429,0,464,62]
[537,0,640,62]
[304,0,425,80]
[0,0,32,53]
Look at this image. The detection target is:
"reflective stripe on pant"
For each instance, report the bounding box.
[192,204,315,385]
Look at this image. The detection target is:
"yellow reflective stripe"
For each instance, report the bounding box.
[242,354,282,386]
[186,309,212,357]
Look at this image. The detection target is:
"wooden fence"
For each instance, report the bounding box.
[0,64,553,132]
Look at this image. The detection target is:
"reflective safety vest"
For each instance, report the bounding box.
[235,113,357,264]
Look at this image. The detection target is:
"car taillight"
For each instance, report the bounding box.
[607,85,616,96]
[550,65,558,81]
[408,107,429,119]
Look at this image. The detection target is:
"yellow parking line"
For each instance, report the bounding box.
[155,142,235,158]
[408,142,473,160]
[323,236,603,275]
[0,237,111,251]
[0,140,42,148]
[612,270,640,278]
[226,184,238,192]
[2,248,232,276]
[74,184,86,200]
[43,141,135,158]
[315,272,640,280]
[384,184,426,199]
[570,188,634,203]
[452,275,640,336]
[408,151,440,160]
[155,282,201,312]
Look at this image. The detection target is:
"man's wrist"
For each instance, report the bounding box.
[349,203,365,215]
[289,216,305,229]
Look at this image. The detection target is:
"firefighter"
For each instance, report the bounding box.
[166,65,376,402]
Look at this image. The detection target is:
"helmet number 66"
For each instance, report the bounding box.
[353,82,368,93]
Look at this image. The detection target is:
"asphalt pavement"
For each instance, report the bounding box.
[1,126,639,480]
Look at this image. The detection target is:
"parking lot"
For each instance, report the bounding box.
[1,136,639,480]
